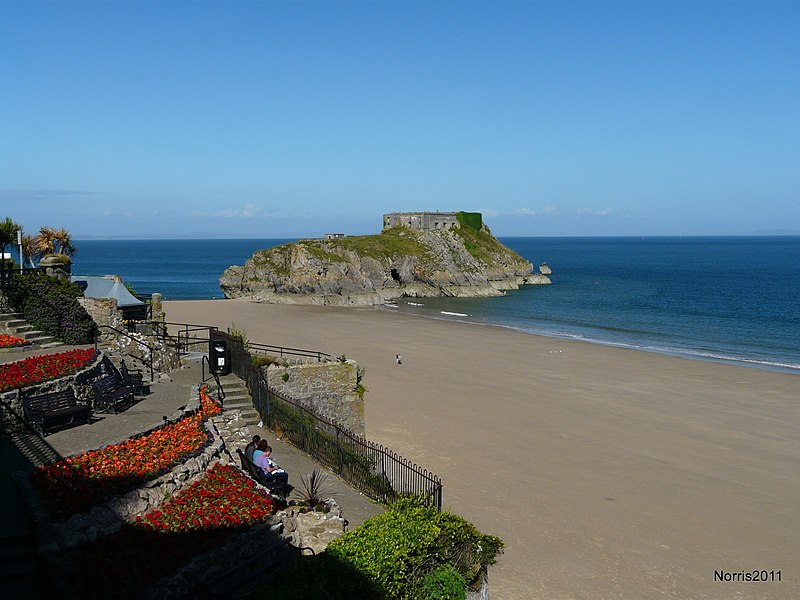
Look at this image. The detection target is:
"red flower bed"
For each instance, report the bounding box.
[60,463,282,600]
[0,348,96,392]
[137,462,278,531]
[0,334,30,348]
[32,390,222,520]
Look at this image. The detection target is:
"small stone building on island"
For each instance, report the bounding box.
[383,211,462,232]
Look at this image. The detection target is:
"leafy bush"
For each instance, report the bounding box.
[255,496,503,599]
[228,322,250,350]
[414,564,467,600]
[6,274,98,344]
[456,211,483,231]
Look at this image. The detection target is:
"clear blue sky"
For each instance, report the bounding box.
[2,1,798,238]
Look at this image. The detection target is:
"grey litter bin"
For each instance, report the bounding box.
[209,340,231,376]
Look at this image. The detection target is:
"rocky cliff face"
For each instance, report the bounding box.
[219,225,551,306]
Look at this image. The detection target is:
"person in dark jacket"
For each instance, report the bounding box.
[244,434,261,461]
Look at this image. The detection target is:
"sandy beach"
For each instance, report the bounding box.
[165,298,798,599]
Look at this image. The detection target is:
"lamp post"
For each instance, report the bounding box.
[17,229,22,273]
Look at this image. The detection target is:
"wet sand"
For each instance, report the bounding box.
[165,299,799,599]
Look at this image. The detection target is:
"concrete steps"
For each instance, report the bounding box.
[218,377,261,426]
[0,312,62,349]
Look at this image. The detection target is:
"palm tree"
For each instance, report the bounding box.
[21,234,41,268]
[0,217,22,268]
[34,226,58,255]
[53,227,76,256]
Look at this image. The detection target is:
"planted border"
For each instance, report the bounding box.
[57,463,281,600]
[31,390,221,521]
[0,348,96,392]
[0,334,30,348]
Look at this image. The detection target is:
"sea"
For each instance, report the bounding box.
[71,237,800,374]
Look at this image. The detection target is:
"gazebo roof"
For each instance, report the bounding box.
[70,275,144,307]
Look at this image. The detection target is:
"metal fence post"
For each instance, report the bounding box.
[336,429,343,475]
[300,406,306,450]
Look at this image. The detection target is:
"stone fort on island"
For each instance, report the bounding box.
[383,211,466,232]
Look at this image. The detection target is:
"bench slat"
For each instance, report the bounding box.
[92,374,134,414]
[22,390,91,436]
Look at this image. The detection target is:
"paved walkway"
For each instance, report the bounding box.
[1,347,383,530]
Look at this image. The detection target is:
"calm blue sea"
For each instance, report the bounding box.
[73,237,800,373]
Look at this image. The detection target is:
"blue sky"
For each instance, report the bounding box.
[2,1,798,239]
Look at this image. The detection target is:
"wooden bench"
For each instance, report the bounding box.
[120,359,147,395]
[91,374,134,414]
[22,389,92,436]
[236,448,290,500]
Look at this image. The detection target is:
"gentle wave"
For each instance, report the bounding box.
[414,310,800,374]
[506,323,800,374]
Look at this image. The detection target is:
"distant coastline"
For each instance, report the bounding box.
[72,236,800,374]
[72,232,800,240]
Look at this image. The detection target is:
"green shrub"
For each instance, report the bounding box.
[328,496,502,598]
[250,496,502,599]
[6,274,98,344]
[414,564,467,600]
[228,323,250,350]
[455,211,483,231]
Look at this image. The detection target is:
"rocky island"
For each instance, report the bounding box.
[220,211,551,306]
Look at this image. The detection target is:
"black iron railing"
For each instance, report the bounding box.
[219,329,443,510]
[128,321,219,355]
[247,341,332,362]
[254,379,443,509]
[201,354,226,406]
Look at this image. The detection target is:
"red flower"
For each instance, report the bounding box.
[0,334,30,348]
[31,388,224,520]
[0,348,95,392]
[138,463,277,532]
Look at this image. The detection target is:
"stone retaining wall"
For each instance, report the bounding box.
[142,408,347,599]
[0,350,105,434]
[80,296,181,373]
[263,358,365,436]
[17,395,218,552]
[15,394,349,598]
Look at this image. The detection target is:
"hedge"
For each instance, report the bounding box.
[5,274,98,344]
[246,496,503,600]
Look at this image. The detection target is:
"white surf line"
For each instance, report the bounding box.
[441,311,468,317]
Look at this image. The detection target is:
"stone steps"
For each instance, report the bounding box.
[218,378,261,426]
[0,312,61,348]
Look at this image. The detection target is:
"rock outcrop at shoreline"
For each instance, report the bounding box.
[220,223,551,306]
